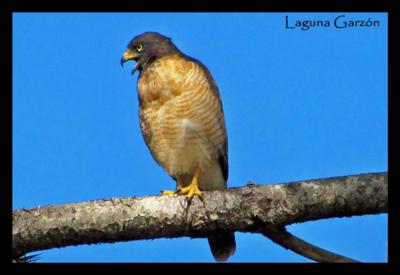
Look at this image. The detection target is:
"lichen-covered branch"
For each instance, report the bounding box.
[13,172,387,259]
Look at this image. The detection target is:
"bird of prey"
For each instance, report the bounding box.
[121,32,235,261]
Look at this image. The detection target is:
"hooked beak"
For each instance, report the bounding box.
[121,49,139,74]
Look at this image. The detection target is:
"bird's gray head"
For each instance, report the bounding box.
[121,32,179,75]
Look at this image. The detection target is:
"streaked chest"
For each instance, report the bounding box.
[137,54,195,108]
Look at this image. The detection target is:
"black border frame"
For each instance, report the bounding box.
[1,0,398,273]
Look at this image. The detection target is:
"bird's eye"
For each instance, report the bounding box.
[136,44,144,52]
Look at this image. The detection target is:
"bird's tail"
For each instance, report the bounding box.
[208,232,236,261]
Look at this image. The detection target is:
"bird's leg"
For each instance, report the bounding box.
[176,165,202,199]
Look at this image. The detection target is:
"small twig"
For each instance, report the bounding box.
[263,227,360,263]
[13,253,41,263]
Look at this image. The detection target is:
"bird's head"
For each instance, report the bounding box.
[121,32,179,75]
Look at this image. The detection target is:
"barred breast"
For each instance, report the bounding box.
[138,54,227,190]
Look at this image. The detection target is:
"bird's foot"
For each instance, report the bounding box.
[161,190,176,196]
[176,165,202,200]
[161,185,202,200]
[176,181,202,200]
[161,165,202,200]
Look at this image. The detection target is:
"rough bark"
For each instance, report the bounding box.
[12,172,387,260]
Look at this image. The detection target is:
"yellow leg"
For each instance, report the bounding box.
[177,165,202,199]
[162,190,176,196]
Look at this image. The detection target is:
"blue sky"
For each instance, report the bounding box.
[13,13,387,262]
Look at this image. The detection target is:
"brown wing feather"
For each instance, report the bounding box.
[218,138,229,182]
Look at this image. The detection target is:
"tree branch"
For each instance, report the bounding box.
[263,227,360,263]
[12,172,387,260]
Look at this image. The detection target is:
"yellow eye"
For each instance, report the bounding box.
[136,44,143,52]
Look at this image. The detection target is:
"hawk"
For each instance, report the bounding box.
[121,32,235,261]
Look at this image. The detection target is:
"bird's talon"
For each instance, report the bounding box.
[178,183,202,199]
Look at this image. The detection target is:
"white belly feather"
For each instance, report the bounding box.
[173,118,212,172]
